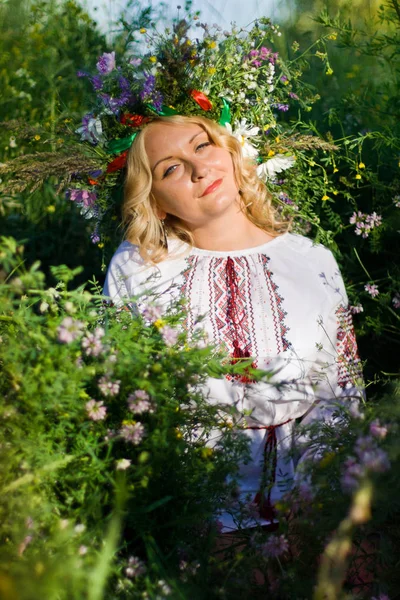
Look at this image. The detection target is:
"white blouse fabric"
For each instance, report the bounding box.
[103,232,363,531]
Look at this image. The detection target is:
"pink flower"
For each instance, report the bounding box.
[141,303,163,322]
[369,419,388,440]
[341,457,365,493]
[350,304,364,314]
[161,325,179,347]
[120,422,145,445]
[57,317,84,343]
[79,545,88,556]
[364,283,379,297]
[81,327,105,356]
[261,534,289,558]
[98,376,120,396]
[96,51,116,74]
[128,390,154,414]
[86,399,107,421]
[392,293,400,309]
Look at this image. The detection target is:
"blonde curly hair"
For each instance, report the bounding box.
[123,114,289,264]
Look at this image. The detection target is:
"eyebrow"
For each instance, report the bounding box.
[151,131,205,172]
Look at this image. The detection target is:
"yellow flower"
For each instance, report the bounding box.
[275,136,280,143]
[46,205,56,213]
[327,33,337,40]
[201,447,213,459]
[186,39,192,46]
[97,242,104,248]
[284,79,289,85]
[64,118,71,123]
[153,319,165,330]
[358,162,365,169]
[355,174,362,180]
[57,138,64,144]
[268,150,275,157]
[175,428,183,440]
[149,56,157,63]
[333,167,339,173]
[322,195,330,202]
[333,190,339,196]
[207,67,216,75]
[139,28,146,34]
[207,41,217,49]
[309,160,315,167]
[326,67,334,75]
[34,134,41,141]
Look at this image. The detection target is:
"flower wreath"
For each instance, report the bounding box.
[70,17,301,246]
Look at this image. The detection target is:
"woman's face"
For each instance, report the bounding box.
[144,122,240,228]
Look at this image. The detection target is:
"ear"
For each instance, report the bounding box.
[155,206,167,220]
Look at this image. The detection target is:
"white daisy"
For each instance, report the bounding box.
[257,154,296,181]
[225,119,259,159]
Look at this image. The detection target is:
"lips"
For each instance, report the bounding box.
[201,178,222,197]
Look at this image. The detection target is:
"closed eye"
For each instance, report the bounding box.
[163,164,179,178]
[196,142,211,151]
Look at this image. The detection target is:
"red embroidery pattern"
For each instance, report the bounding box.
[336,305,363,388]
[260,255,290,352]
[179,255,198,332]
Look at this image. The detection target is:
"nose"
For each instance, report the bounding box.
[190,158,209,181]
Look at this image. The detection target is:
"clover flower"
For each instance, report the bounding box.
[370,419,388,440]
[261,534,289,558]
[81,327,105,356]
[68,189,97,208]
[341,435,390,493]
[392,293,400,309]
[57,317,85,344]
[125,555,146,578]
[120,422,145,445]
[364,283,379,298]
[161,325,179,347]
[141,302,163,323]
[349,211,382,238]
[98,376,120,396]
[350,304,364,314]
[96,51,116,75]
[86,399,107,421]
[128,390,154,414]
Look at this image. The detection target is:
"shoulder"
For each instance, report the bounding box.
[280,232,336,264]
[107,240,145,273]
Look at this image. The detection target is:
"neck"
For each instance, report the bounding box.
[188,210,275,251]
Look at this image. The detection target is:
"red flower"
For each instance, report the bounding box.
[190,90,213,111]
[120,114,151,127]
[107,151,128,173]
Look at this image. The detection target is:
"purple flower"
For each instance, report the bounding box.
[98,376,120,396]
[128,390,154,414]
[361,448,390,473]
[125,556,146,578]
[76,113,104,145]
[272,102,289,112]
[86,399,107,421]
[341,457,365,493]
[96,51,116,75]
[140,74,163,112]
[161,325,179,347]
[120,422,145,445]
[280,75,288,83]
[91,75,103,91]
[370,419,388,440]
[68,188,97,208]
[261,534,289,558]
[141,302,163,323]
[365,283,379,298]
[57,317,85,343]
[129,57,142,67]
[289,92,299,99]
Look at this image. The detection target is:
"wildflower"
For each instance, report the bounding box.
[333,167,339,173]
[120,422,145,445]
[76,113,104,145]
[125,555,146,578]
[326,67,334,75]
[57,317,85,343]
[364,283,379,298]
[141,302,163,323]
[9,136,17,148]
[140,74,163,112]
[350,304,364,314]
[392,293,400,309]
[360,447,390,473]
[74,523,86,534]
[34,134,41,141]
[322,195,330,201]
[366,212,382,228]
[130,57,142,66]
[261,534,289,558]
[272,102,289,111]
[224,119,259,159]
[161,325,179,347]
[358,162,365,169]
[116,458,131,470]
[341,457,365,493]
[86,399,107,421]
[139,28,147,34]
[18,535,33,556]
[257,154,296,181]
[79,545,88,555]
[98,376,120,396]
[158,580,172,595]
[128,390,154,414]
[393,195,400,208]
[355,174,362,180]
[96,51,116,75]
[82,327,105,356]
[349,402,365,420]
[149,56,157,63]
[68,189,97,208]
[369,420,388,440]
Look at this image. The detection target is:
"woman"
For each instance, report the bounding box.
[104,114,363,532]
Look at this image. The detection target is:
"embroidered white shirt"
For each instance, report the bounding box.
[104,232,363,531]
